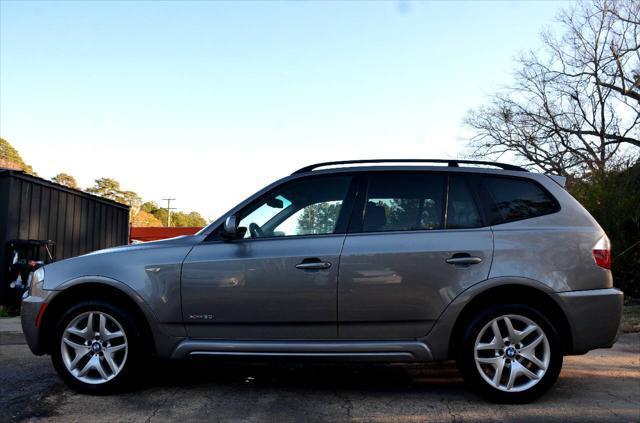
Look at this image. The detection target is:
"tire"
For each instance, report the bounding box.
[51,300,144,394]
[456,304,563,403]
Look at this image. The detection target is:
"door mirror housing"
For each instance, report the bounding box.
[221,215,246,240]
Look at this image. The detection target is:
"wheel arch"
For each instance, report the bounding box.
[40,281,155,355]
[424,279,573,360]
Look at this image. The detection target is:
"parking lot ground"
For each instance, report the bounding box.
[1,320,638,423]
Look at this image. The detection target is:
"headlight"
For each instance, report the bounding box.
[27,267,46,297]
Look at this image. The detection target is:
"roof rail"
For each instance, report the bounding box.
[292,159,527,174]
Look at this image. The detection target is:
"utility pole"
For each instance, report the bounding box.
[161,198,176,227]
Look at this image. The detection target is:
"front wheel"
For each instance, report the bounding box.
[51,301,142,394]
[457,304,563,403]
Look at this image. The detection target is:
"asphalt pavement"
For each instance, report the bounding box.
[1,317,638,422]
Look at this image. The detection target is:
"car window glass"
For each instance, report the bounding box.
[446,175,482,229]
[363,174,445,232]
[482,176,558,223]
[238,176,351,238]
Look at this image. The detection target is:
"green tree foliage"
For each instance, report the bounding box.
[130,210,163,227]
[138,201,207,227]
[86,178,126,202]
[86,178,142,219]
[52,173,79,189]
[570,164,640,297]
[0,137,37,175]
[296,202,341,235]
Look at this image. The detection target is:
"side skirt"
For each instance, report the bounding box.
[170,340,433,362]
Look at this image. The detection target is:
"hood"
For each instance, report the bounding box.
[41,235,201,290]
[84,235,201,256]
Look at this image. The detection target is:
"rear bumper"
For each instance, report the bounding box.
[555,288,623,354]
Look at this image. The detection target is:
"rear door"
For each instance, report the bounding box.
[338,172,494,338]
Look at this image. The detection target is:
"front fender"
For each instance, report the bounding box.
[47,276,186,357]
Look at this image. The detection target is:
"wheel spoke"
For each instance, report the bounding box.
[503,317,518,342]
[99,314,108,339]
[477,338,501,351]
[103,351,119,374]
[104,330,124,341]
[65,326,88,340]
[522,334,544,352]
[63,338,86,351]
[71,350,89,368]
[108,344,126,353]
[506,363,519,390]
[515,360,540,381]
[477,356,503,365]
[493,358,505,387]
[491,320,503,342]
[517,325,537,343]
[94,358,109,380]
[520,350,546,370]
[86,312,95,333]
[77,356,95,377]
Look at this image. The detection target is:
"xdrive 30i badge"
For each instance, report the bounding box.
[188,314,214,320]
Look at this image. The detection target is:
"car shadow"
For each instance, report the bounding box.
[137,357,467,393]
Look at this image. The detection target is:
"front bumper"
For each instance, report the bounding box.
[20,294,52,355]
[555,288,623,354]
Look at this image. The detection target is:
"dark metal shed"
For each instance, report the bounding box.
[0,169,130,305]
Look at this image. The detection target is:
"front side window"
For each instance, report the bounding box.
[482,176,559,223]
[238,176,351,238]
[362,173,445,232]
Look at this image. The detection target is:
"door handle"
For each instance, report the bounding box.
[295,260,332,270]
[446,254,482,265]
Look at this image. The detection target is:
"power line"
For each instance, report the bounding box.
[161,198,176,227]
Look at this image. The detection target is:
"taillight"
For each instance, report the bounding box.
[592,235,611,270]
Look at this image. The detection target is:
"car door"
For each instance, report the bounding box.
[338,172,494,339]
[181,174,356,339]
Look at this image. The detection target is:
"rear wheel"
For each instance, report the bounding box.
[51,300,143,394]
[457,304,563,403]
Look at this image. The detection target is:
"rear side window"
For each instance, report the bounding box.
[482,176,559,223]
[363,174,445,232]
[446,175,482,229]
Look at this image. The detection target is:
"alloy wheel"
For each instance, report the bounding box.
[473,314,550,392]
[60,311,128,384]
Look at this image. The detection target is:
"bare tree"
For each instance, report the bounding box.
[465,0,640,177]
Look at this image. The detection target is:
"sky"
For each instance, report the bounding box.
[0,0,568,220]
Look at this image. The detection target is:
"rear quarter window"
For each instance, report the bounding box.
[481,176,559,223]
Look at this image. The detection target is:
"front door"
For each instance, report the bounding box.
[338,172,494,339]
[181,175,355,339]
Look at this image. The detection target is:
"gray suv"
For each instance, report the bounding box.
[21,159,623,402]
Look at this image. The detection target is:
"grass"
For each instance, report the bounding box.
[622,305,640,333]
[0,306,9,318]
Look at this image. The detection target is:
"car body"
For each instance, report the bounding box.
[21,160,623,401]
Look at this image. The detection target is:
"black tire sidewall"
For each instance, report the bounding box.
[457,304,563,403]
[51,300,142,395]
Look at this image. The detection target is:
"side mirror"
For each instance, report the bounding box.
[221,215,246,240]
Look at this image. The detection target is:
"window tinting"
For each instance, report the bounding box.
[238,176,351,238]
[363,174,445,232]
[446,176,482,229]
[482,176,558,223]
